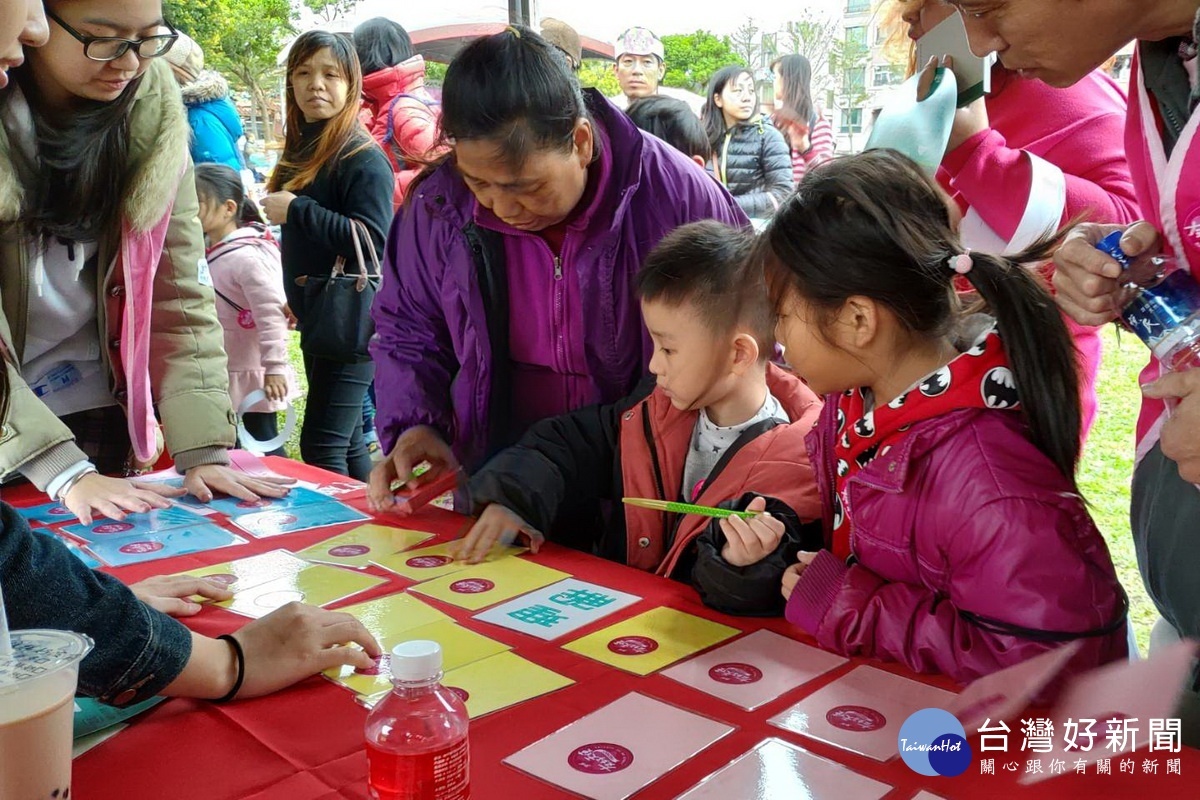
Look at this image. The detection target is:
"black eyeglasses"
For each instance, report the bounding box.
[47,10,178,62]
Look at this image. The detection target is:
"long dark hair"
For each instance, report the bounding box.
[352,17,413,76]
[771,54,815,130]
[269,31,371,193]
[758,149,1082,483]
[9,68,141,240]
[701,65,758,150]
[439,25,587,167]
[194,163,265,225]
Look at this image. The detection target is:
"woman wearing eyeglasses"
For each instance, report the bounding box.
[0,0,293,521]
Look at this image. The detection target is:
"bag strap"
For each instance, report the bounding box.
[333,219,382,289]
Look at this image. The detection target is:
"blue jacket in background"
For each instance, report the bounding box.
[182,70,244,171]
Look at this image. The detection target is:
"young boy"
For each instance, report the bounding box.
[457,221,823,615]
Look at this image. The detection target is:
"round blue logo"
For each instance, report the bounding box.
[898,708,972,777]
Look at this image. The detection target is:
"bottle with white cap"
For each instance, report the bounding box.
[365,640,470,800]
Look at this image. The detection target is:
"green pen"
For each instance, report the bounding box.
[622,497,760,520]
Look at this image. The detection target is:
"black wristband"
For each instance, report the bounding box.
[214,634,245,703]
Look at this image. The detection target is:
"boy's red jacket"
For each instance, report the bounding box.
[470,364,823,615]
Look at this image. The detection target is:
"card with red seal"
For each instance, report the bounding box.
[563,607,739,676]
[676,738,891,800]
[662,629,848,710]
[295,524,435,569]
[83,523,247,566]
[503,692,733,800]
[768,665,956,761]
[408,557,571,611]
[473,578,641,640]
[372,541,526,581]
[62,505,208,541]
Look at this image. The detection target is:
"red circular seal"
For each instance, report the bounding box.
[447,686,470,703]
[406,555,453,568]
[826,705,886,732]
[205,573,238,587]
[356,654,389,676]
[49,505,72,515]
[449,578,495,594]
[606,636,659,655]
[118,540,164,555]
[93,522,135,534]
[236,499,273,509]
[567,743,635,774]
[708,662,764,685]
[328,545,370,557]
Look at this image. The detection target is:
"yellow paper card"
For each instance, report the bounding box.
[372,541,526,581]
[173,548,309,597]
[295,524,435,569]
[363,650,574,718]
[221,563,386,618]
[563,607,740,676]
[336,593,452,647]
[329,619,511,695]
[409,558,571,611]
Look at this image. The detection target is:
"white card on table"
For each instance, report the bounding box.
[473,578,641,640]
[676,738,891,800]
[662,629,848,711]
[503,692,733,800]
[769,665,957,762]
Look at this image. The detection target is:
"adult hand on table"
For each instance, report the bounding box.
[1052,221,1161,327]
[368,425,457,513]
[183,464,295,503]
[130,575,233,617]
[63,473,184,525]
[454,504,545,563]
[1143,371,1200,483]
[780,552,820,601]
[719,496,783,567]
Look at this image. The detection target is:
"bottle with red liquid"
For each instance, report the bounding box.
[365,640,470,800]
[1096,231,1200,372]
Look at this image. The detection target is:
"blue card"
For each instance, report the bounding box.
[16,501,79,526]
[190,486,336,517]
[62,539,103,569]
[84,523,248,566]
[231,501,369,538]
[62,505,208,543]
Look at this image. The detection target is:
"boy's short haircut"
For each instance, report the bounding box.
[626,96,713,162]
[635,221,774,359]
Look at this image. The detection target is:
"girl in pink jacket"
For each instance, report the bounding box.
[194,164,294,457]
[761,150,1128,687]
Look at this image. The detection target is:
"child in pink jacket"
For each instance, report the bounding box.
[194,165,295,456]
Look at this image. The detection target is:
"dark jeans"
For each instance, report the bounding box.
[240,411,287,458]
[300,354,374,481]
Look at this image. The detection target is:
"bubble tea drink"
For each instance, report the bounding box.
[0,630,93,799]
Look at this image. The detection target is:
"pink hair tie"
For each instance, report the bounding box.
[949,249,973,275]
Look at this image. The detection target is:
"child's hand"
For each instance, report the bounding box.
[453,504,545,564]
[719,496,783,567]
[263,374,288,402]
[130,575,233,616]
[780,552,819,600]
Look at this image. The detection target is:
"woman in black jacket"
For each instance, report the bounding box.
[262,31,393,480]
[701,65,794,219]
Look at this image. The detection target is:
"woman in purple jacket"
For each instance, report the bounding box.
[763,150,1128,687]
[368,27,746,511]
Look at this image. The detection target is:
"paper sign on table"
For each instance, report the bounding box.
[768,665,957,762]
[336,592,452,641]
[948,641,1083,732]
[220,562,385,618]
[329,619,511,696]
[62,505,208,541]
[174,486,332,516]
[62,540,103,569]
[1020,639,1200,784]
[84,524,248,567]
[372,541,526,581]
[295,524,434,569]
[676,738,891,800]
[504,692,733,800]
[563,607,739,676]
[364,650,575,719]
[15,501,79,526]
[173,549,309,593]
[231,501,370,538]
[662,629,848,710]
[409,558,570,611]
[473,578,641,640]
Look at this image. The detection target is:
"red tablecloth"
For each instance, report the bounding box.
[15,459,1192,799]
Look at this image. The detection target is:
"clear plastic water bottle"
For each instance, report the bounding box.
[1096,231,1200,372]
[365,640,470,800]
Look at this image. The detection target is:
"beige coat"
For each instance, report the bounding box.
[0,60,236,489]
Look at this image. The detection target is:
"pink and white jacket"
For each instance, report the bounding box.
[938,67,1141,442]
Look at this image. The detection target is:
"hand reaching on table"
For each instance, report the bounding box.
[130,575,233,617]
[453,504,545,563]
[62,473,184,525]
[368,425,458,513]
[183,463,295,503]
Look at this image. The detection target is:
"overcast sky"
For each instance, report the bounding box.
[314,0,847,41]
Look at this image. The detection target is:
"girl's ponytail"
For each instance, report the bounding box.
[239,198,267,226]
[960,241,1081,485]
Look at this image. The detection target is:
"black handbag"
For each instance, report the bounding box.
[296,219,381,363]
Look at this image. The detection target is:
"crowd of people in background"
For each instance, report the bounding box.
[1,0,1199,743]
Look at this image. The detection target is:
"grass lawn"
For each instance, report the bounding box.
[281,326,1158,651]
